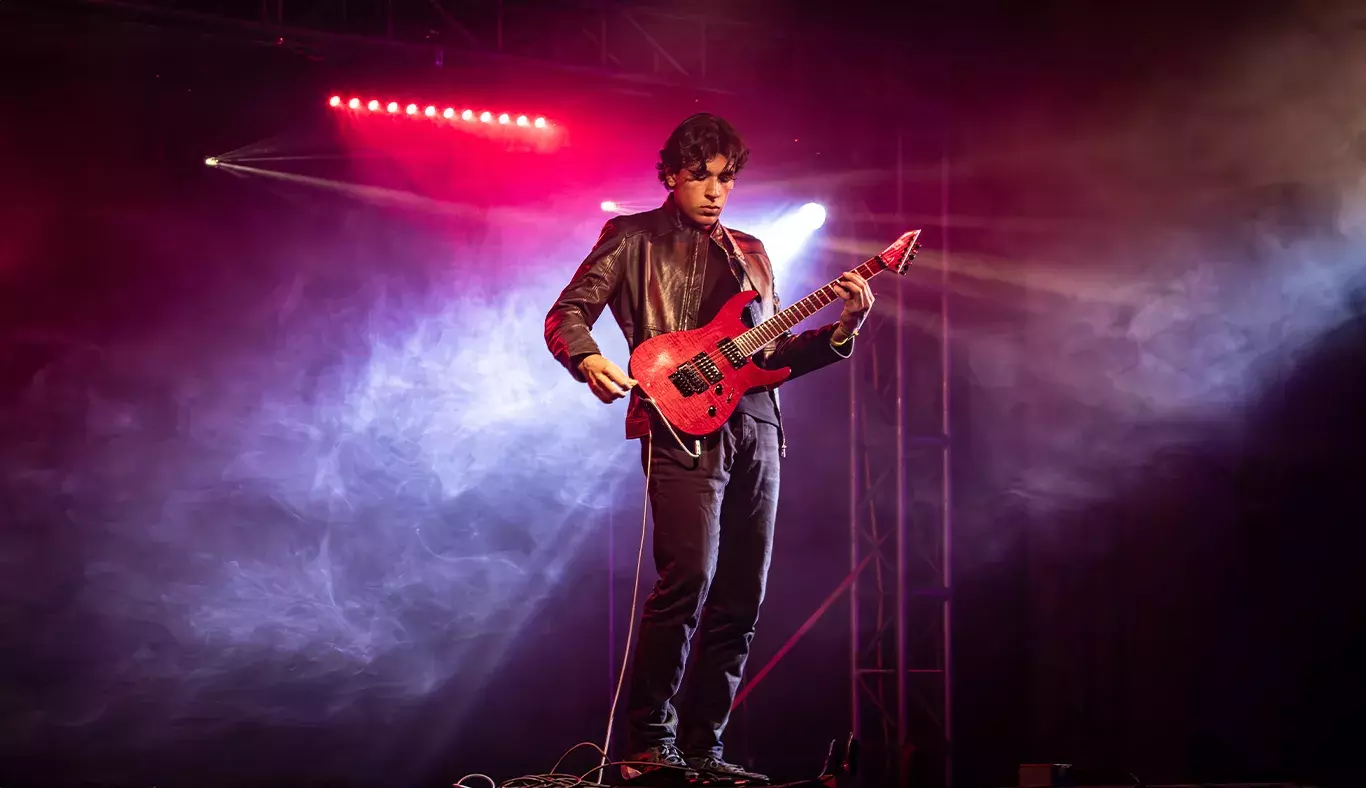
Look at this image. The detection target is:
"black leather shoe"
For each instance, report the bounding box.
[684,755,770,785]
[622,743,694,781]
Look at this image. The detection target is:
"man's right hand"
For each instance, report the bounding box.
[577,354,637,403]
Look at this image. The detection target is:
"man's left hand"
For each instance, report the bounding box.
[832,270,874,335]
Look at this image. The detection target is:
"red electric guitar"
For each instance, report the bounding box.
[629,229,922,438]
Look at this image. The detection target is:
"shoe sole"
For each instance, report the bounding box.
[620,764,700,781]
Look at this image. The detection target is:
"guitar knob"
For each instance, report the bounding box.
[714,384,723,395]
[708,406,717,417]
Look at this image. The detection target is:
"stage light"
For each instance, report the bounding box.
[601,200,617,212]
[753,203,829,276]
[797,202,827,230]
[205,157,219,167]
[326,94,555,134]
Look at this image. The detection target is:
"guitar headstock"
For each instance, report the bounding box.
[875,229,923,275]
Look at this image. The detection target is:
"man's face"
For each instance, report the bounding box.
[669,154,736,228]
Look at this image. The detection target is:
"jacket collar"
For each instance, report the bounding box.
[663,195,754,289]
[662,194,725,242]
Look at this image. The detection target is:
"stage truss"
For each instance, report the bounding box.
[845,135,952,788]
[71,0,796,94]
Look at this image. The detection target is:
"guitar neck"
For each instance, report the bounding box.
[734,257,883,356]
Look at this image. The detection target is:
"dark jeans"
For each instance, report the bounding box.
[625,411,781,760]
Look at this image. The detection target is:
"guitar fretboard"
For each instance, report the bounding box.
[734,257,883,356]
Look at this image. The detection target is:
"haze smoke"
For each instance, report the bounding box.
[0,196,633,743]
[957,4,1366,515]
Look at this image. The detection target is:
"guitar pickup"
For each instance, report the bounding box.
[690,352,723,384]
[717,338,747,369]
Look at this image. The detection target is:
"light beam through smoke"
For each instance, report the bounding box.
[0,197,638,746]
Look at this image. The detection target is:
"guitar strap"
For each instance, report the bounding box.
[717,221,785,458]
[717,224,753,293]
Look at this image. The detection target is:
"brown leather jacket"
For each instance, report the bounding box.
[544,196,854,457]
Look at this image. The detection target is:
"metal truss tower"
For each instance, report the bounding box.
[847,133,952,787]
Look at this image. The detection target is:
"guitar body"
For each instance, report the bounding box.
[629,291,791,437]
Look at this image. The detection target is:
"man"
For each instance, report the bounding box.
[544,113,874,782]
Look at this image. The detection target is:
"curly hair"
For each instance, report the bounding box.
[656,113,750,189]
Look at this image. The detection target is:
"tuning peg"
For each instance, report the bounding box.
[912,243,922,251]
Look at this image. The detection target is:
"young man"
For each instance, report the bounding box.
[544,113,873,782]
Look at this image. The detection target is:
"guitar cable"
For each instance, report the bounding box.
[598,428,652,778]
[597,393,701,778]
[637,392,703,459]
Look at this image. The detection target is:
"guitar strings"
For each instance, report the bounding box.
[713,245,909,368]
[690,277,851,373]
[677,243,908,378]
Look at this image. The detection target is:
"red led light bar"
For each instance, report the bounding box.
[328,95,552,131]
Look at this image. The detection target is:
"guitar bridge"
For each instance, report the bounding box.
[668,364,708,397]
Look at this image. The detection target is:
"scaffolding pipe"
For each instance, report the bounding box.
[75,0,738,94]
[848,280,861,740]
[894,130,908,772]
[940,145,954,788]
